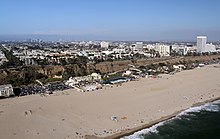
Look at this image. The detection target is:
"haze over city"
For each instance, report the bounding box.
[1,0,220,41]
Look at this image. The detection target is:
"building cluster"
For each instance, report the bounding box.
[0,50,8,65]
[197,36,217,53]
[0,42,190,66]
[0,36,220,98]
[0,36,220,67]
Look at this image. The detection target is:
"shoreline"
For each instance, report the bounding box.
[85,97,220,139]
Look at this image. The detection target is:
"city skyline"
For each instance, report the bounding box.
[1,0,220,41]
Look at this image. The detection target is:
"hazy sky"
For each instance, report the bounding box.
[0,0,220,41]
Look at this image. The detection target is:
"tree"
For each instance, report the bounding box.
[59,58,67,66]
[1,48,23,68]
[67,58,77,64]
[63,65,76,79]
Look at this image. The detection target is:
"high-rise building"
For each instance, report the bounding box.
[196,36,216,53]
[197,36,207,53]
[100,41,109,49]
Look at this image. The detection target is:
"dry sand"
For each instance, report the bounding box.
[0,64,220,139]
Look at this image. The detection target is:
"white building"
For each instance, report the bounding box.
[0,84,14,97]
[155,44,170,56]
[135,42,143,51]
[0,50,8,65]
[171,44,196,55]
[146,44,155,50]
[197,36,216,53]
[206,43,216,52]
[112,48,126,54]
[77,51,88,57]
[197,36,207,53]
[66,73,102,87]
[100,41,109,49]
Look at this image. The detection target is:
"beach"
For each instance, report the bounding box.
[0,64,220,139]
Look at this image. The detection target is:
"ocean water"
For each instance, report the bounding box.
[122,100,220,139]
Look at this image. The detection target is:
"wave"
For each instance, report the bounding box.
[121,99,220,139]
[122,121,165,139]
[179,99,220,116]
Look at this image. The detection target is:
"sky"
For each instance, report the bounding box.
[0,0,220,41]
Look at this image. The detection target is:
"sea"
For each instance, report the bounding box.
[122,99,220,139]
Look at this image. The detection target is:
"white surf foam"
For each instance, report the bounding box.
[121,99,220,139]
[179,100,220,116]
[121,121,168,139]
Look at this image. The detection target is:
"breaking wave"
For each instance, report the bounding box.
[121,99,220,139]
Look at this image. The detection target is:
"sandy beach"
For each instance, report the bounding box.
[0,64,220,139]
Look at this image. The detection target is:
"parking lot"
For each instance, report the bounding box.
[18,82,72,96]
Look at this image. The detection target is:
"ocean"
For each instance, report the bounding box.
[122,100,220,139]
